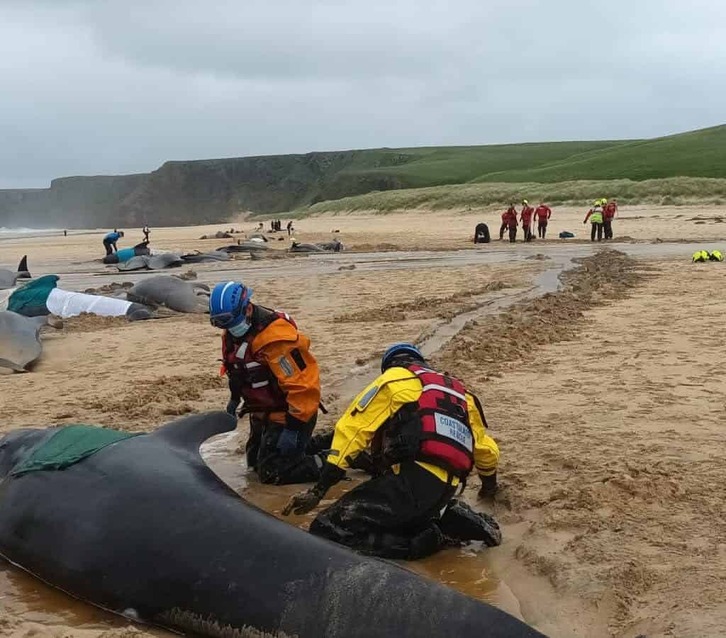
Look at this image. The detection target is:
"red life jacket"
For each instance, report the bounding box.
[406,364,475,478]
[501,209,518,227]
[221,306,296,413]
[534,206,551,222]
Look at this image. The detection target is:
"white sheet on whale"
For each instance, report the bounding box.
[46,288,132,318]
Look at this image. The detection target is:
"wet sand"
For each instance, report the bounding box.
[0,207,725,637]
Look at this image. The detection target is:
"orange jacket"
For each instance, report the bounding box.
[223,310,321,425]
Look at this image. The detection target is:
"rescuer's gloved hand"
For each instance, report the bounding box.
[282,488,321,516]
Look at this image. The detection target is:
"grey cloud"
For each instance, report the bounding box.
[0,0,724,187]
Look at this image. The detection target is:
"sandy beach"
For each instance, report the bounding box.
[0,205,725,637]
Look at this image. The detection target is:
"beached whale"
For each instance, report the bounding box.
[3,276,152,321]
[0,311,47,372]
[199,230,233,239]
[216,241,270,253]
[102,243,151,265]
[0,412,544,638]
[116,253,184,272]
[127,276,209,313]
[289,242,326,253]
[179,250,231,264]
[0,256,31,290]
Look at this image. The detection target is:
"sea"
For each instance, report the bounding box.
[0,227,62,236]
[0,227,87,241]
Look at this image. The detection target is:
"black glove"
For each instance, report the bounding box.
[478,472,498,499]
[282,489,322,516]
[282,463,346,516]
[226,399,240,416]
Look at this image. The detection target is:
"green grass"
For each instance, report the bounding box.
[472,125,726,183]
[336,141,630,188]
[294,124,726,215]
[313,124,726,195]
[303,176,726,215]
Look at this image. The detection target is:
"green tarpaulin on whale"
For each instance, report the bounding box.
[7,275,59,317]
[11,424,140,476]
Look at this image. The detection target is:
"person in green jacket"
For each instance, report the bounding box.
[583,201,604,242]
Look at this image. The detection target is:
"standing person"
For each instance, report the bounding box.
[603,199,617,240]
[143,224,150,243]
[534,202,552,239]
[102,230,124,255]
[286,221,294,236]
[520,200,535,242]
[583,201,604,242]
[499,204,518,242]
[209,281,325,485]
[283,343,501,560]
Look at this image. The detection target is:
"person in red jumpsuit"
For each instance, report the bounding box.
[499,204,518,243]
[603,199,617,240]
[519,200,535,242]
[533,203,552,239]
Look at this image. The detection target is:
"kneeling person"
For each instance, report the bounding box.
[210,281,324,485]
[284,343,501,560]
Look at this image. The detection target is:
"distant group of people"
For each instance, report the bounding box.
[268,219,295,236]
[583,199,618,242]
[101,225,150,255]
[474,197,621,244]
[489,200,552,243]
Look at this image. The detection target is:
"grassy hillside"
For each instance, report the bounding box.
[1,124,724,227]
[473,125,726,183]
[303,176,726,215]
[332,141,629,188]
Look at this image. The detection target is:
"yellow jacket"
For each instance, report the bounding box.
[325,367,499,484]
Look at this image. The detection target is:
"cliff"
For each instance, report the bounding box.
[0,151,412,228]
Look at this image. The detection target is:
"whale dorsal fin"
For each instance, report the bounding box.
[154,411,236,450]
[16,256,30,278]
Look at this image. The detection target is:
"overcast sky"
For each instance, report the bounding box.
[1,0,723,188]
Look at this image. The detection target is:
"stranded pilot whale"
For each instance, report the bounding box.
[0,412,545,638]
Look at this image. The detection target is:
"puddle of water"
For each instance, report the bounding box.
[409,544,525,620]
[200,430,247,492]
[0,563,170,635]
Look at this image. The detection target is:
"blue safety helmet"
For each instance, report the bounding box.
[209,281,253,329]
[381,342,424,372]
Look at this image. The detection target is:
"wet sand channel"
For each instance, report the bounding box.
[0,237,720,637]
